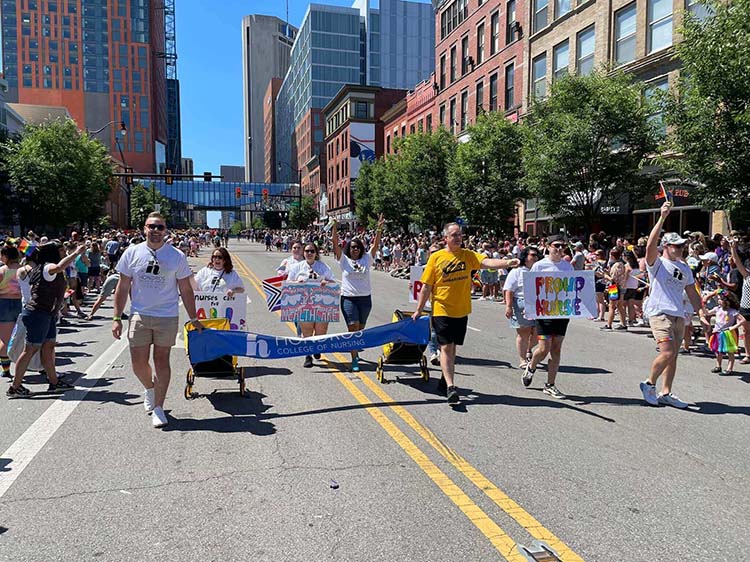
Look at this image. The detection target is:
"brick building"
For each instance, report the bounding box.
[382,74,437,155]
[323,85,406,224]
[263,77,283,183]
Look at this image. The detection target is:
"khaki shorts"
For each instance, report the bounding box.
[127,314,179,348]
[649,314,685,345]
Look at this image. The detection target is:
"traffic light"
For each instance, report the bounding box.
[165,167,173,185]
[203,172,212,182]
[262,188,269,202]
[235,187,242,200]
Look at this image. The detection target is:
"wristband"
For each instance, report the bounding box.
[112,316,121,321]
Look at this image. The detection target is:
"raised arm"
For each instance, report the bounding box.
[730,239,749,279]
[332,220,342,260]
[48,244,86,275]
[370,214,385,260]
[646,201,671,267]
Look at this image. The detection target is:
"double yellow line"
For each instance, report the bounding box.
[233,254,584,562]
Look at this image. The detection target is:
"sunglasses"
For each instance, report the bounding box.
[304,249,317,253]
[551,243,565,249]
[351,245,363,251]
[212,255,224,260]
[146,224,166,231]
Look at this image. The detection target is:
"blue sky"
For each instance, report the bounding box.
[176,0,356,178]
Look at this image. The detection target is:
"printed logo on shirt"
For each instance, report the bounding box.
[442,259,467,276]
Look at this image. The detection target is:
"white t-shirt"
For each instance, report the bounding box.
[531,257,574,273]
[286,260,335,283]
[643,257,694,318]
[116,242,192,317]
[338,253,372,297]
[277,255,303,277]
[502,266,530,298]
[195,266,244,293]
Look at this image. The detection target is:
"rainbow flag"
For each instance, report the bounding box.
[17,239,37,256]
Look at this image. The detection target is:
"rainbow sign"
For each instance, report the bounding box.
[194,291,246,331]
[522,271,597,320]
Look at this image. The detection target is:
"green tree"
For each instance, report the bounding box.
[664,0,750,212]
[449,112,526,232]
[4,119,113,230]
[251,216,266,230]
[353,160,380,229]
[130,181,172,227]
[230,220,245,235]
[288,195,318,229]
[522,71,658,227]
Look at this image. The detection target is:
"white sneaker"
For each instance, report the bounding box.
[152,406,168,428]
[144,387,155,413]
[658,392,689,409]
[429,352,440,366]
[639,381,659,406]
[477,296,486,301]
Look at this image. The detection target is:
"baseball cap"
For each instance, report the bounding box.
[660,232,687,246]
[699,251,719,263]
[548,233,568,243]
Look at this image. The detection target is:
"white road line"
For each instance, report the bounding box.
[0,337,128,499]
[467,326,482,332]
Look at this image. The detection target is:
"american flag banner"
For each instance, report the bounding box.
[262,275,286,312]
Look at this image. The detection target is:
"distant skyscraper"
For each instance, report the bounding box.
[0,0,172,173]
[181,157,194,177]
[220,165,245,183]
[241,15,297,182]
[275,0,434,183]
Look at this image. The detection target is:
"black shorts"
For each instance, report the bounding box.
[535,318,570,338]
[624,288,644,301]
[432,315,468,346]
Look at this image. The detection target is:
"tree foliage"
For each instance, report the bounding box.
[130,182,172,227]
[449,112,526,232]
[288,195,318,229]
[3,119,113,230]
[664,0,750,211]
[522,71,658,226]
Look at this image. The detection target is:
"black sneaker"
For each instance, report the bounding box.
[48,379,75,392]
[446,385,460,404]
[313,353,321,360]
[6,385,31,398]
[600,325,612,331]
[1,371,12,380]
[437,375,447,395]
[614,324,628,331]
[303,355,313,368]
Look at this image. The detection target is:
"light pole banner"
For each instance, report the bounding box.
[279,281,341,323]
[522,271,597,320]
[194,291,247,331]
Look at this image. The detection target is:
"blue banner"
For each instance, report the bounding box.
[186,316,430,364]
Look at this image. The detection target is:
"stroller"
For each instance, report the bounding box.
[184,318,246,399]
[375,310,430,383]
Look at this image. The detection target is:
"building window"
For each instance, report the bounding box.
[489,73,498,111]
[686,0,713,20]
[552,40,569,81]
[577,26,595,75]
[532,54,547,98]
[439,105,446,127]
[460,91,468,130]
[506,0,518,44]
[645,77,669,137]
[426,114,433,132]
[476,81,484,115]
[490,11,499,55]
[440,54,446,90]
[504,63,515,110]
[449,98,456,134]
[648,0,672,53]
[615,4,637,66]
[410,124,416,134]
[450,46,457,82]
[555,0,571,19]
[355,102,368,119]
[533,0,548,33]
[461,36,470,75]
[476,23,485,65]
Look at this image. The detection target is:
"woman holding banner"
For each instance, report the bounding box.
[503,246,539,369]
[331,214,385,372]
[287,243,336,369]
[193,247,245,297]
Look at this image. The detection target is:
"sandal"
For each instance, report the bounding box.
[710,366,722,374]
[740,357,750,365]
[519,361,527,370]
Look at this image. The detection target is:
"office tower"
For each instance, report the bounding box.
[0,0,172,173]
[241,14,297,182]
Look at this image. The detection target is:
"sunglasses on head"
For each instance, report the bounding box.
[146,224,166,231]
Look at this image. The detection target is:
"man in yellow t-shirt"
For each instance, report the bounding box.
[412,223,519,404]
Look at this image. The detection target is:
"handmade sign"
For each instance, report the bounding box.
[409,265,424,304]
[522,270,597,320]
[194,290,247,331]
[186,316,430,363]
[279,281,341,323]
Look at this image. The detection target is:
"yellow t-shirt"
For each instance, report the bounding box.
[421,248,484,318]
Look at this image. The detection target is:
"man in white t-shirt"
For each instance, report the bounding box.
[522,233,574,399]
[640,202,704,408]
[112,212,202,428]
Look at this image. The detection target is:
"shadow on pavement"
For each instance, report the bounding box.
[244,365,293,378]
[456,357,512,368]
[688,402,750,416]
[557,365,612,375]
[55,340,96,348]
[165,390,277,435]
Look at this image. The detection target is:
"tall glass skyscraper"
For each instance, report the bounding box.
[275,0,434,183]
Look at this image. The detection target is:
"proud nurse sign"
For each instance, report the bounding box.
[522,271,597,320]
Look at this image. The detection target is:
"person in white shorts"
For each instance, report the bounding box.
[112,212,202,428]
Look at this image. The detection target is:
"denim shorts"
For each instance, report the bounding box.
[21,308,57,345]
[0,298,22,323]
[340,295,372,326]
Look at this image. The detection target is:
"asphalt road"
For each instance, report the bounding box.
[1,239,747,562]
